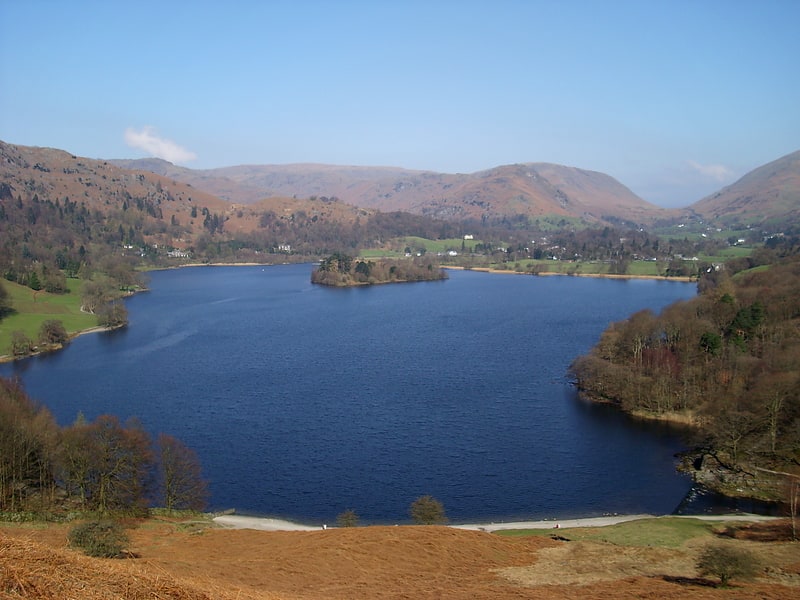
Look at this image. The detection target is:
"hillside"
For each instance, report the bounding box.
[0,141,230,230]
[113,158,664,227]
[687,150,800,228]
[0,141,371,244]
[0,141,380,269]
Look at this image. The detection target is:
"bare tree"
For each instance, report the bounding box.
[62,415,153,513]
[786,476,800,542]
[157,433,208,511]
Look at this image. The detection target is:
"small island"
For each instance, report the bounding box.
[311,252,448,287]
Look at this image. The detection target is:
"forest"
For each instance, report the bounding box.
[570,245,800,500]
[0,377,207,516]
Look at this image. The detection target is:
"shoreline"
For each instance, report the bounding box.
[212,512,780,533]
[0,324,121,364]
[443,265,695,282]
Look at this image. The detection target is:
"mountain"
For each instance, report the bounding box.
[15,141,800,233]
[112,159,662,227]
[688,150,800,227]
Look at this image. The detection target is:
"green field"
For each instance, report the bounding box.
[363,235,756,279]
[0,279,97,359]
[489,259,670,278]
[400,236,482,254]
[697,245,754,261]
[497,517,729,548]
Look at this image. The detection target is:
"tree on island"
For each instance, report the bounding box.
[312,253,447,286]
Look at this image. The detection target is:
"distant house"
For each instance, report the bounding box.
[278,244,292,253]
[167,249,190,258]
[463,234,474,240]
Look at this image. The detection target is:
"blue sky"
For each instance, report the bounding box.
[1,1,798,207]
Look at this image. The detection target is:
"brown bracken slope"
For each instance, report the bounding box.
[112,158,664,225]
[0,141,370,249]
[2,520,799,599]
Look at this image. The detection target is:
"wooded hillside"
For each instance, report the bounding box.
[570,248,800,497]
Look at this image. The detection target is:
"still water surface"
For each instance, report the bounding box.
[3,265,701,524]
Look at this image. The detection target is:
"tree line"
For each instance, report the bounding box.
[0,376,207,515]
[570,251,800,497]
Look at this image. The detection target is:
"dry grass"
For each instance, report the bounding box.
[0,536,237,599]
[1,519,799,599]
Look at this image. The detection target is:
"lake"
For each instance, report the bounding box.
[3,264,702,525]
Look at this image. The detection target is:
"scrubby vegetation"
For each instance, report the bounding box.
[409,495,447,525]
[696,542,760,586]
[67,519,130,558]
[336,509,360,527]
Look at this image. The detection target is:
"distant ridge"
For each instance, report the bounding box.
[112,159,660,227]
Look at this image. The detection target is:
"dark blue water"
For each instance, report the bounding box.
[2,265,700,525]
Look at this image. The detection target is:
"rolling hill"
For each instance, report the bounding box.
[687,150,800,227]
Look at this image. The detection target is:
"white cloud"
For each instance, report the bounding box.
[124,126,197,164]
[687,160,735,183]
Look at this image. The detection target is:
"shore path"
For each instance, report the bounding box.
[212,513,779,532]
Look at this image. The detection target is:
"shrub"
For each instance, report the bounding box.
[409,495,447,525]
[10,331,33,356]
[696,542,760,586]
[67,520,129,558]
[336,509,359,527]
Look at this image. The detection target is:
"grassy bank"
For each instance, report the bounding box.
[0,279,96,359]
[497,516,718,547]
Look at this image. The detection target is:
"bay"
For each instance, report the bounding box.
[2,264,700,525]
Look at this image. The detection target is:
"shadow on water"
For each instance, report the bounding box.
[673,484,781,516]
[571,392,781,517]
